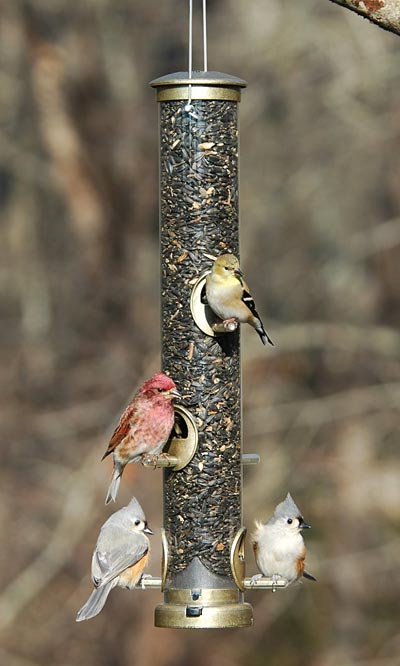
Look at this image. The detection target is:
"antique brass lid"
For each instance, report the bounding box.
[150,71,247,102]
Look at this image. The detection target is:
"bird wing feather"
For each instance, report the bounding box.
[92,526,149,587]
[241,288,262,321]
[102,399,141,459]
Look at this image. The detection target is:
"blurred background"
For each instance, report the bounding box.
[1,1,400,665]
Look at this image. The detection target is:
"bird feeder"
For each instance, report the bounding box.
[150,71,253,629]
[76,4,307,630]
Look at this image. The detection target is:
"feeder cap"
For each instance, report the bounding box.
[150,71,247,102]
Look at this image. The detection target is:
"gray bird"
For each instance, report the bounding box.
[252,493,316,586]
[76,496,153,621]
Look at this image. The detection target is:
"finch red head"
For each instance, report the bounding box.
[102,372,180,504]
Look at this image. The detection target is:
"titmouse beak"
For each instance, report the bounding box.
[299,517,311,529]
[144,525,154,535]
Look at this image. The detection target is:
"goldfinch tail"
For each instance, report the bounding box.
[255,319,274,346]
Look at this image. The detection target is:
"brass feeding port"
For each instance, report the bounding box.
[142,404,198,471]
[152,527,287,628]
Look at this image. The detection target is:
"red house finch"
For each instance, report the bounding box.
[205,254,273,345]
[76,496,153,621]
[102,372,180,504]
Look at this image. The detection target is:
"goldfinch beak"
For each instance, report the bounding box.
[234,267,243,277]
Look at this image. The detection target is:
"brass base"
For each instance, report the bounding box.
[155,588,253,629]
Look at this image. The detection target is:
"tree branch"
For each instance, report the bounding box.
[329,0,400,36]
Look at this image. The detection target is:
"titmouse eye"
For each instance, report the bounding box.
[134,519,141,526]
[287,518,293,524]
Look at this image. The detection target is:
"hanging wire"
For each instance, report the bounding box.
[185,0,208,114]
[202,0,208,72]
[185,0,194,111]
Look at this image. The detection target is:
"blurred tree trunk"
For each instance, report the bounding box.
[329,0,400,34]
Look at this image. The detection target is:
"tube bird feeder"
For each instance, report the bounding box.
[150,71,252,629]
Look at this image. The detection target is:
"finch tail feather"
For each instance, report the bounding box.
[105,464,124,505]
[104,456,141,505]
[76,580,116,622]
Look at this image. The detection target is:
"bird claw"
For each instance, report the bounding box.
[271,574,287,591]
[141,454,158,468]
[222,317,239,332]
[249,574,263,586]
[140,574,152,590]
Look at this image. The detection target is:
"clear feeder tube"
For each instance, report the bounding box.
[151,71,251,629]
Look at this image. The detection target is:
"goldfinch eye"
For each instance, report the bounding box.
[287,518,293,524]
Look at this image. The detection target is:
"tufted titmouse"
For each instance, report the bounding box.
[252,492,316,586]
[76,496,153,621]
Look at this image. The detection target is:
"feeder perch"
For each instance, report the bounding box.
[142,404,199,470]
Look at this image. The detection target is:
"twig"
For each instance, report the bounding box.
[328,0,400,36]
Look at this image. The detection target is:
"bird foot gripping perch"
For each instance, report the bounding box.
[214,317,239,334]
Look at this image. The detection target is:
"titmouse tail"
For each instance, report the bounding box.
[303,570,317,582]
[105,463,124,505]
[76,580,117,622]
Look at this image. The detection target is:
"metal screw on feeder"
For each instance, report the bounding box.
[150,0,256,630]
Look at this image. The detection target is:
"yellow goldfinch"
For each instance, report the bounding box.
[205,254,273,345]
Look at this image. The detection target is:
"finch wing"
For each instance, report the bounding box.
[92,526,149,587]
[241,287,261,321]
[241,283,274,346]
[102,399,140,460]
